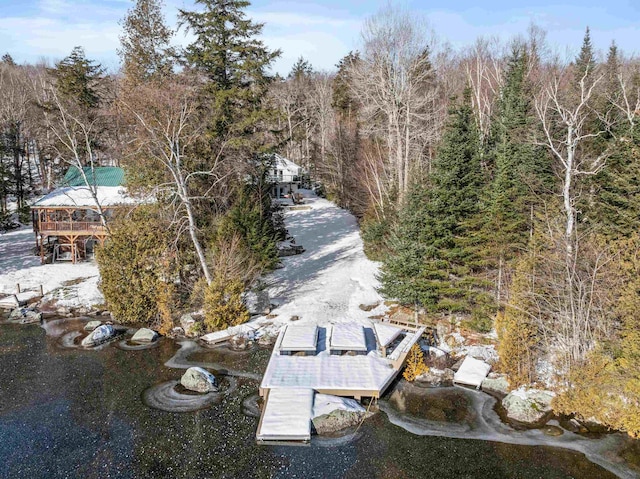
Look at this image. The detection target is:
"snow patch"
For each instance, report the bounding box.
[312,394,365,418]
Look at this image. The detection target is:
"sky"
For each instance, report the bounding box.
[0,0,638,75]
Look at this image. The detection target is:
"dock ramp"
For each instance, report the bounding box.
[256,388,314,445]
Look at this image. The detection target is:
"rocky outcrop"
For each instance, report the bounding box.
[131,328,158,343]
[180,367,217,393]
[481,374,510,397]
[9,307,42,324]
[84,320,101,331]
[416,368,455,387]
[81,324,116,347]
[277,242,305,257]
[358,302,380,312]
[502,389,555,426]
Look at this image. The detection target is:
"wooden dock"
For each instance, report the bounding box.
[256,323,426,445]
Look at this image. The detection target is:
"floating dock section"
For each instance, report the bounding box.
[256,388,314,444]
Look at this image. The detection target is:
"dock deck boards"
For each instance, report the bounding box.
[256,388,314,443]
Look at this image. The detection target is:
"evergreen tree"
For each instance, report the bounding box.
[1,53,15,66]
[118,0,175,85]
[379,182,434,307]
[332,52,360,118]
[477,47,552,286]
[586,121,640,238]
[380,90,493,324]
[178,0,280,140]
[288,56,313,80]
[218,161,285,270]
[575,26,594,81]
[96,206,176,326]
[52,46,104,111]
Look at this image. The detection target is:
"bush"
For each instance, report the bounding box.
[203,275,249,331]
[17,205,31,224]
[218,183,282,271]
[361,216,390,261]
[96,206,176,326]
[403,343,428,382]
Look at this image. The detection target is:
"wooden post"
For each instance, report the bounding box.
[39,285,44,297]
[16,283,21,294]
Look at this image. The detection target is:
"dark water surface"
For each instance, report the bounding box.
[0,318,637,479]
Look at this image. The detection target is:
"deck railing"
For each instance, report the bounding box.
[268,174,300,183]
[39,221,106,234]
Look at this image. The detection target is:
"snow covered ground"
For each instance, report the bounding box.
[0,227,103,308]
[0,191,382,319]
[260,192,385,328]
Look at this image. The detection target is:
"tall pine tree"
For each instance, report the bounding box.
[380,89,493,324]
[118,0,175,85]
[52,46,104,111]
[575,26,594,81]
[476,46,552,298]
[178,0,280,143]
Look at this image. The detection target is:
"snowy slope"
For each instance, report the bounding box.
[0,227,103,308]
[263,192,385,328]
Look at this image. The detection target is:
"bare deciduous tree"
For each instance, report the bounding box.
[120,80,230,285]
[350,5,441,203]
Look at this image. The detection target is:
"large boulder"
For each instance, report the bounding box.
[481,374,510,397]
[416,368,455,387]
[131,328,158,343]
[181,367,217,393]
[502,389,555,426]
[9,307,42,324]
[82,324,116,347]
[84,320,102,331]
[311,394,372,435]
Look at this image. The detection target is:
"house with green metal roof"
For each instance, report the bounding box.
[30,166,137,263]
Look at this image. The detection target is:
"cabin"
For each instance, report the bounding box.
[269,154,304,199]
[31,166,137,264]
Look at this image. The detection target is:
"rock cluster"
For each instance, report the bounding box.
[416,368,455,387]
[9,307,42,324]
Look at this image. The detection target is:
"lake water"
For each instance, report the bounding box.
[0,317,638,479]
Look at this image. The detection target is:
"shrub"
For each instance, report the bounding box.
[203,275,249,331]
[361,216,390,261]
[403,343,428,382]
[96,206,176,325]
